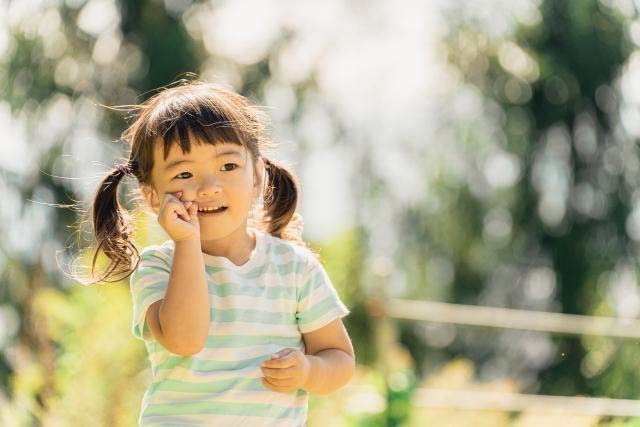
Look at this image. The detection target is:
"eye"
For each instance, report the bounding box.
[174,172,192,179]
[222,163,238,171]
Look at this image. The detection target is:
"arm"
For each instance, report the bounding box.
[301,318,355,395]
[260,318,354,394]
[146,237,210,356]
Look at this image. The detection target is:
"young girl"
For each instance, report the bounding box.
[87,80,354,426]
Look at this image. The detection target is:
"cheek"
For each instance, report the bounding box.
[169,181,195,193]
[228,175,254,196]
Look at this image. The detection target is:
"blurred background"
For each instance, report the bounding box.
[3,0,640,425]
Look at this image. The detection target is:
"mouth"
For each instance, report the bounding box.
[197,206,228,217]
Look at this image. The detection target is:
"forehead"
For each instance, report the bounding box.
[153,139,246,163]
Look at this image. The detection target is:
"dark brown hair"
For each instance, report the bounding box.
[78,79,315,285]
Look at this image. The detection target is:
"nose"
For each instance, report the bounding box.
[198,175,222,198]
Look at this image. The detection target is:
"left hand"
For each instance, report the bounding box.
[260,348,310,393]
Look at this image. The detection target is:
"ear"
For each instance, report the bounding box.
[252,156,265,199]
[141,185,161,215]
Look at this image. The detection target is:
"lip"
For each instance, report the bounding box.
[197,206,228,217]
[196,202,228,209]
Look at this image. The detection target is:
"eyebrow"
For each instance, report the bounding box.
[163,149,243,171]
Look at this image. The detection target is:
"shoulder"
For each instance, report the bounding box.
[262,232,319,274]
[137,240,175,267]
[129,241,175,286]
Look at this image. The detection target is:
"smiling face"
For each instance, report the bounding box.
[141,136,265,239]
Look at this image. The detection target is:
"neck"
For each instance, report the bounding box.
[200,225,256,266]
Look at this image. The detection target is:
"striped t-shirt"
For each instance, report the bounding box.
[129,228,351,426]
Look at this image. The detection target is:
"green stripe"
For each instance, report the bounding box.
[136,282,167,301]
[204,263,272,279]
[207,282,296,299]
[274,243,292,255]
[244,264,270,279]
[211,308,295,324]
[133,267,169,280]
[144,395,306,418]
[133,276,299,300]
[274,260,300,275]
[297,296,342,325]
[203,333,302,349]
[204,265,225,274]
[154,376,264,393]
[148,335,302,355]
[133,325,142,339]
[205,260,305,280]
[298,269,323,302]
[144,422,202,427]
[157,354,272,372]
[133,278,298,301]
[140,249,171,264]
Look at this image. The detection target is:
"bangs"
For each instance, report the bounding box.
[142,89,250,160]
[159,116,245,160]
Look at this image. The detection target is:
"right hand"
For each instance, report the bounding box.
[157,191,200,242]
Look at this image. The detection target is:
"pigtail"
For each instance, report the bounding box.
[262,157,319,260]
[262,157,298,236]
[89,164,140,283]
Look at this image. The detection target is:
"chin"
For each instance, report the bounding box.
[199,220,243,235]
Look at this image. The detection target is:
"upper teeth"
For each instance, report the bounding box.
[199,206,224,211]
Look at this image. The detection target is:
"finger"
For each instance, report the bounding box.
[170,201,189,222]
[159,192,177,214]
[273,348,296,358]
[261,366,293,379]
[262,377,283,392]
[158,193,169,212]
[265,348,296,364]
[188,201,198,219]
[262,356,296,369]
[262,376,294,386]
[163,192,182,207]
[262,357,297,369]
[164,191,181,202]
[261,377,292,393]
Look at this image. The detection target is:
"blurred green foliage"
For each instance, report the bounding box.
[396,0,640,409]
[2,0,640,425]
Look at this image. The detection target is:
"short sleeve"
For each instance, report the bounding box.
[130,243,173,342]
[296,255,350,334]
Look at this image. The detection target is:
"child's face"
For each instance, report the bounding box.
[142,138,264,237]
